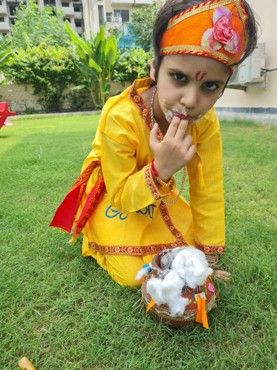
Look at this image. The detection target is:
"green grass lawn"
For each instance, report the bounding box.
[1,115,276,369]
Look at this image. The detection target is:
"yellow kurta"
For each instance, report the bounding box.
[68,78,225,285]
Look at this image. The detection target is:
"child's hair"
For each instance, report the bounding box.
[152,0,258,79]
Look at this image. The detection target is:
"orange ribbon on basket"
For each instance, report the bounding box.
[196,295,209,329]
[146,299,156,314]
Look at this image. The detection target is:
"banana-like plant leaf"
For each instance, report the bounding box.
[94,26,105,49]
[71,84,87,90]
[105,36,117,68]
[77,62,98,78]
[89,58,102,72]
[64,23,119,108]
[65,21,90,55]
[0,53,12,65]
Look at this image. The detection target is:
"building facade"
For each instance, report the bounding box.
[0,0,84,35]
[1,0,276,112]
[81,0,155,38]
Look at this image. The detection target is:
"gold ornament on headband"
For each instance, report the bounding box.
[160,0,248,68]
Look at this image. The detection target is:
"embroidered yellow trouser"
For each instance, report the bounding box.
[83,236,154,287]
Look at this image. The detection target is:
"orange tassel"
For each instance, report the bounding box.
[195,295,209,329]
[201,297,209,329]
[146,299,156,314]
[196,295,202,323]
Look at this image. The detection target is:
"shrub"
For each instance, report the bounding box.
[4,42,78,112]
[11,0,70,49]
[130,3,157,51]
[112,48,153,82]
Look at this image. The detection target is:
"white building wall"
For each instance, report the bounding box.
[216,0,277,109]
[82,0,106,36]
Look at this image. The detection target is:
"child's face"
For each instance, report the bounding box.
[150,54,230,126]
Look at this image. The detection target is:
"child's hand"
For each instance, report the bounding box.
[150,115,196,181]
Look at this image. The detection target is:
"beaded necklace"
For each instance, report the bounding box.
[150,86,187,206]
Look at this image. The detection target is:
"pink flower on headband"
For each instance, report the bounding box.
[201,7,241,54]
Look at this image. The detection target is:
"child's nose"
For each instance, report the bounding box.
[180,86,198,109]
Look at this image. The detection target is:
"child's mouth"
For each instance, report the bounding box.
[173,112,192,121]
[164,107,195,124]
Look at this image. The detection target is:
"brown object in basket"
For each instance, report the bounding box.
[141,250,217,328]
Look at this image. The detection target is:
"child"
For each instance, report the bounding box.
[51,0,258,287]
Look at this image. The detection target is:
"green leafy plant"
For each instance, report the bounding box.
[130,3,157,51]
[4,41,78,112]
[65,22,118,108]
[112,48,153,82]
[0,37,12,80]
[10,0,70,49]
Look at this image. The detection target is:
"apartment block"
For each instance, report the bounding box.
[81,0,155,38]
[0,0,84,36]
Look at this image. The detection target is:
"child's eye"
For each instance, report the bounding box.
[203,82,219,91]
[172,73,187,82]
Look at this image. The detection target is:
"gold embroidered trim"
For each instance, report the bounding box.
[168,0,242,29]
[234,0,248,24]
[88,241,185,256]
[129,83,152,130]
[129,81,165,143]
[196,242,225,254]
[160,45,235,65]
[145,164,172,200]
[159,202,187,243]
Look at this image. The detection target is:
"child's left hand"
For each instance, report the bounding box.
[149,116,196,181]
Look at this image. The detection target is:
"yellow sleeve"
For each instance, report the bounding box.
[187,109,225,253]
[100,101,170,214]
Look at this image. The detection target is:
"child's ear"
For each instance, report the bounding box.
[150,59,156,81]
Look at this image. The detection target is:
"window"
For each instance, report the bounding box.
[98,5,104,25]
[106,12,112,22]
[62,2,70,7]
[9,5,17,17]
[114,9,129,23]
[74,20,82,28]
[73,4,81,12]
[44,0,56,5]
[0,17,4,22]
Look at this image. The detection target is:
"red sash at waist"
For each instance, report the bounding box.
[50,161,106,239]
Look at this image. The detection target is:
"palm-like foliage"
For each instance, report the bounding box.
[65,22,118,108]
[0,37,12,71]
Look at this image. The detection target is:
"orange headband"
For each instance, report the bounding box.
[160,0,248,67]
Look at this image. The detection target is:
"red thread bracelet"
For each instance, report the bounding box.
[151,160,159,177]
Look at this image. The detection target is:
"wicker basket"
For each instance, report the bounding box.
[141,250,217,328]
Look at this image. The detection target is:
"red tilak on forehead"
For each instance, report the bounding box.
[195,71,207,81]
